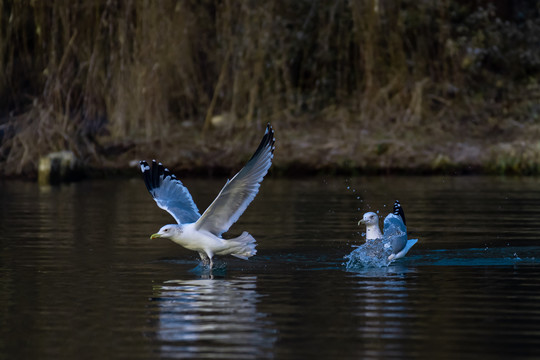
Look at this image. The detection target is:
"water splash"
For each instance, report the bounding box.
[188,260,228,276]
[344,239,394,269]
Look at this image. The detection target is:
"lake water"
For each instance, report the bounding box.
[1,176,540,359]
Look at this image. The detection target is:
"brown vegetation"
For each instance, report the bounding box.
[0,1,539,178]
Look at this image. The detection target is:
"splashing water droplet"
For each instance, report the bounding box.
[345,238,393,269]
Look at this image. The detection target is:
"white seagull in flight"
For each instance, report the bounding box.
[140,124,275,268]
[358,200,418,261]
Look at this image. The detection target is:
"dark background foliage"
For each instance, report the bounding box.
[0,1,539,176]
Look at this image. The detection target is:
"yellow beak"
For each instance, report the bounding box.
[150,233,161,239]
[358,219,365,225]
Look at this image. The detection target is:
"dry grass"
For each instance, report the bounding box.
[0,1,539,177]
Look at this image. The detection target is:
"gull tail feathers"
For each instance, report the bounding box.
[229,232,257,260]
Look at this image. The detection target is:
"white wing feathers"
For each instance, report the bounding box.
[195,124,276,236]
[140,160,201,224]
[140,124,275,234]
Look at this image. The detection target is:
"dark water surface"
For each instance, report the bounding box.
[1,176,540,359]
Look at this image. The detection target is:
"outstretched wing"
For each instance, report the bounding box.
[195,124,275,236]
[392,200,406,225]
[140,160,201,224]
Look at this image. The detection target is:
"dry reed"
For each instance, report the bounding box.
[0,1,538,176]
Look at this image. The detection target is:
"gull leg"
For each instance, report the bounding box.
[207,250,214,269]
[198,252,209,266]
[198,251,214,269]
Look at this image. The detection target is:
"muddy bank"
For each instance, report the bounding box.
[84,110,540,179]
[5,100,540,181]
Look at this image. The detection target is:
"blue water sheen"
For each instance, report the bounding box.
[345,246,540,271]
[409,246,540,266]
[3,176,540,360]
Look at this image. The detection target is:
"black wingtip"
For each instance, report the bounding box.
[140,160,153,192]
[250,123,276,161]
[393,200,406,225]
[140,159,178,195]
[152,161,163,190]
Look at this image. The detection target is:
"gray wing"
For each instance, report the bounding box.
[383,213,408,254]
[195,124,275,236]
[140,160,201,224]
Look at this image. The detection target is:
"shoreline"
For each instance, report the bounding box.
[4,105,540,181]
[9,138,540,182]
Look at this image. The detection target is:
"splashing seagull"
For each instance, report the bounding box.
[140,124,275,268]
[358,200,418,261]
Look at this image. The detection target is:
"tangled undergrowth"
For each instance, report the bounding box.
[1,1,539,177]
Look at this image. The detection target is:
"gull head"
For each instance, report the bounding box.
[358,212,379,226]
[150,224,182,240]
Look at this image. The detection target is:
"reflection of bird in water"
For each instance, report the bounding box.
[151,277,277,357]
[140,124,275,268]
[358,200,418,261]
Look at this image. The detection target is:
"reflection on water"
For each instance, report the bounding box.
[352,271,412,358]
[1,176,540,359]
[148,276,276,359]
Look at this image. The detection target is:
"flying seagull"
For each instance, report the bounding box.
[358,200,418,261]
[140,124,275,268]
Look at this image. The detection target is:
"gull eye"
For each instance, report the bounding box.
[164,228,169,232]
